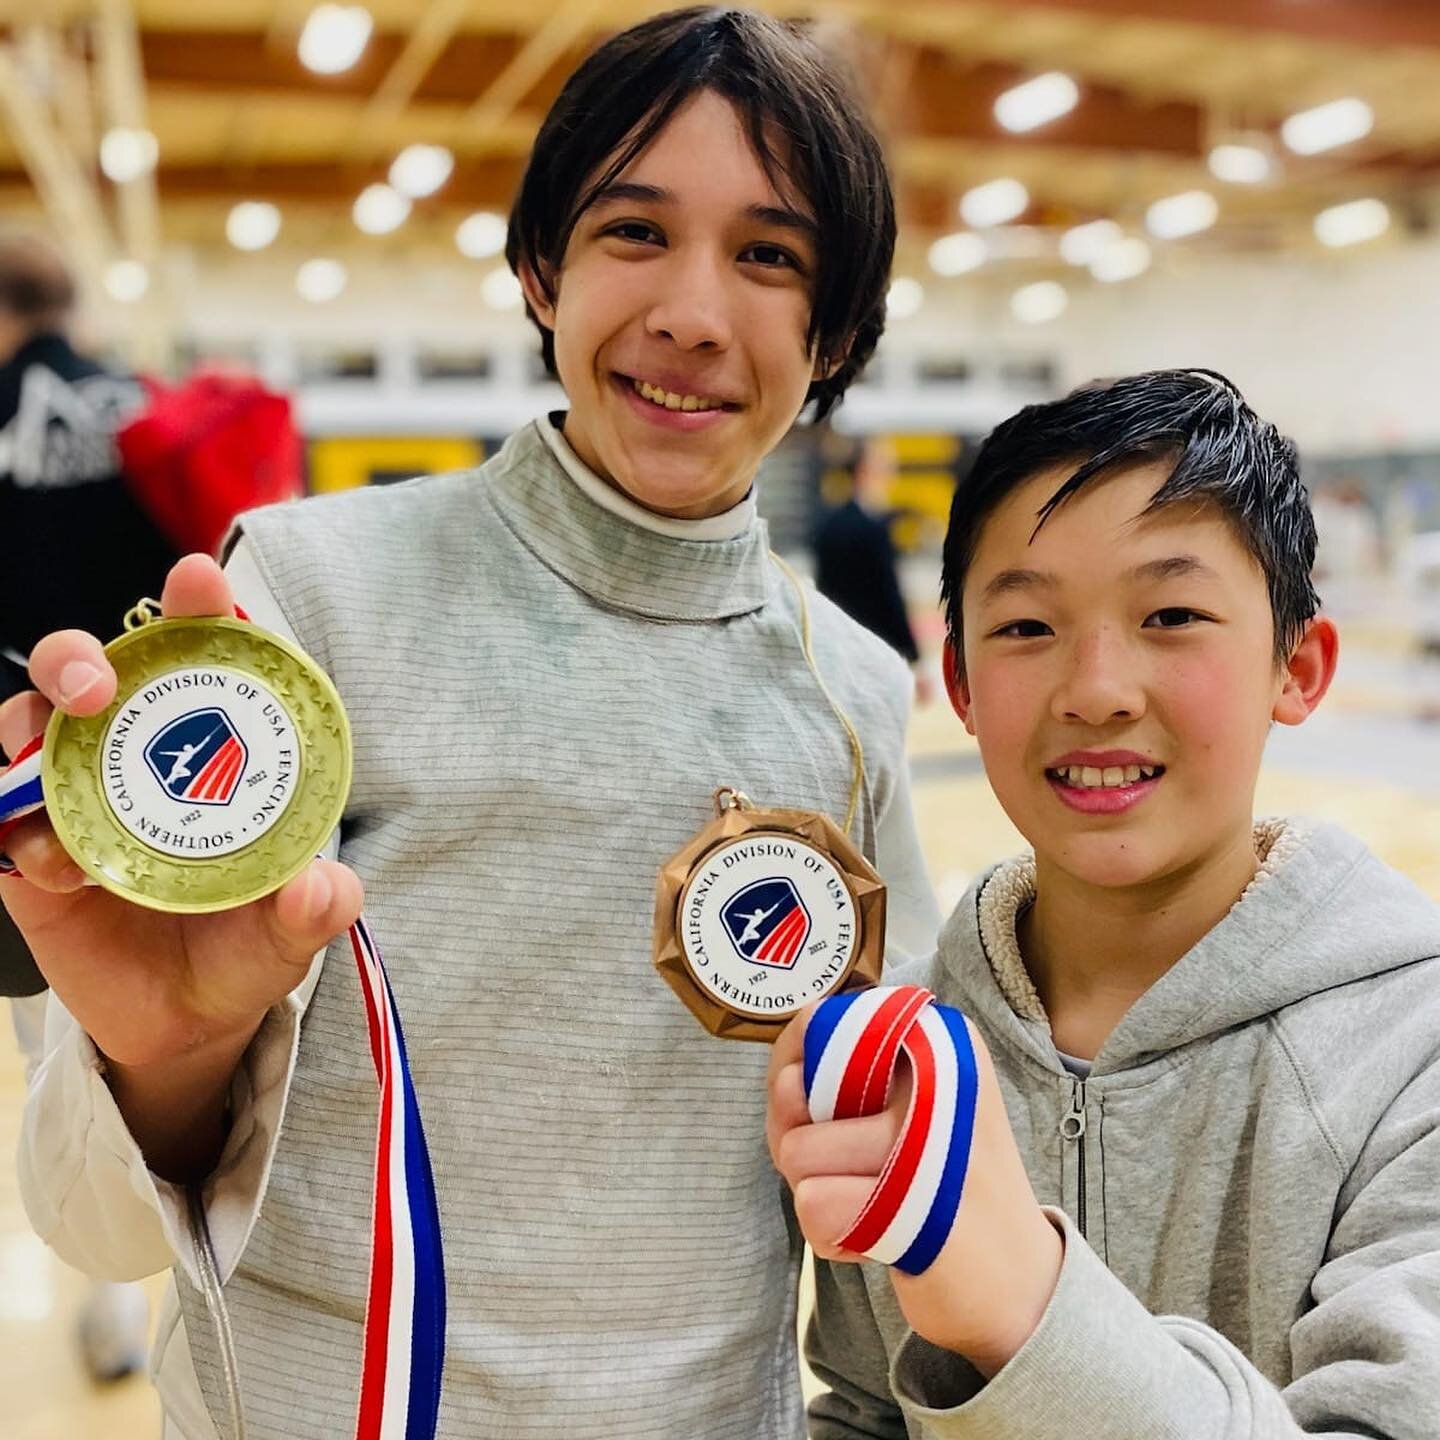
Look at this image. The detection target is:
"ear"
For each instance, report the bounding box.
[942,639,976,735]
[1272,615,1339,726]
[517,260,557,329]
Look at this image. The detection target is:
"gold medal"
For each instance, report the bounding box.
[653,788,884,1042]
[42,601,351,913]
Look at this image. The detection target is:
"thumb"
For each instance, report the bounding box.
[266,859,364,963]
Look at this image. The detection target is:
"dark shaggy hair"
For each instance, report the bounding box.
[0,234,75,330]
[505,6,895,421]
[940,369,1321,665]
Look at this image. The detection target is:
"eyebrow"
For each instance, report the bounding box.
[980,568,1055,602]
[1128,554,1220,583]
[978,554,1219,603]
[587,183,817,237]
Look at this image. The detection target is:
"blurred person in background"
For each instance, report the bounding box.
[0,233,176,703]
[815,434,933,702]
[0,233,164,1382]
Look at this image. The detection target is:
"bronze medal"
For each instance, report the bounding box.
[653,787,884,1042]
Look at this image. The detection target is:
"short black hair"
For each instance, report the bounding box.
[941,369,1321,665]
[505,6,895,421]
[0,234,75,329]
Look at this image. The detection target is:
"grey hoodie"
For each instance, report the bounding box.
[807,819,1440,1439]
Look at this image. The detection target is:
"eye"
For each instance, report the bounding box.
[604,220,663,246]
[741,242,802,271]
[991,619,1053,639]
[1143,607,1209,629]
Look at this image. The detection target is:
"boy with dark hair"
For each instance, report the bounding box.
[769,369,1440,1437]
[6,9,939,1437]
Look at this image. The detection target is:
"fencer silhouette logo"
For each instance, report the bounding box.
[721,877,812,970]
[143,707,249,805]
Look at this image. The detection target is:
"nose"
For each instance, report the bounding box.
[1051,627,1146,727]
[645,247,733,352]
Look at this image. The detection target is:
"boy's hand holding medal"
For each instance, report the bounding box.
[767,993,1064,1376]
[0,555,362,1161]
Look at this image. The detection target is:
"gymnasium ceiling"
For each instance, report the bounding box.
[2,0,1439,306]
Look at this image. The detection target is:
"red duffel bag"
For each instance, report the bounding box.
[117,369,304,557]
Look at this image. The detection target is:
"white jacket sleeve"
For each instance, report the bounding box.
[17,535,332,1285]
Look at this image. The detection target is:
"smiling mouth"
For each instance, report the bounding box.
[621,374,738,413]
[1045,763,1166,790]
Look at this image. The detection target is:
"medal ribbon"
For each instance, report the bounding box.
[0,734,43,872]
[803,984,978,1275]
[0,633,445,1440]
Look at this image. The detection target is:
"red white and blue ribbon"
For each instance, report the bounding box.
[0,734,44,873]
[0,644,445,1439]
[804,984,978,1275]
[349,917,446,1440]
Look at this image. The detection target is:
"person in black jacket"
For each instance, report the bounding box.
[814,434,931,701]
[0,237,165,1383]
[0,233,176,704]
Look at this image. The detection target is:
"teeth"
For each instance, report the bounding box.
[633,378,721,412]
[1052,762,1163,789]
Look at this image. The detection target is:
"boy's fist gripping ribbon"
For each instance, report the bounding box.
[804,984,979,1276]
[0,653,444,1440]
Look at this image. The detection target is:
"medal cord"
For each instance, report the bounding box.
[769,553,866,836]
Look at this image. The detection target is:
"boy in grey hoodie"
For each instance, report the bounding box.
[767,369,1440,1438]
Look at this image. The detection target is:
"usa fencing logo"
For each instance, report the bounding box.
[144,708,248,805]
[678,832,859,1020]
[102,666,301,861]
[721,878,811,970]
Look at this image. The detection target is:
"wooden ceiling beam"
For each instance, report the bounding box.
[0,43,115,297]
[23,155,531,207]
[139,29,541,104]
[923,0,1440,52]
[900,51,1202,157]
[462,0,600,138]
[362,0,474,130]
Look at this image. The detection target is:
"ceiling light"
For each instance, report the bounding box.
[456,211,507,259]
[353,183,411,235]
[297,258,347,303]
[1146,190,1218,240]
[1208,144,1271,185]
[928,232,986,276]
[99,128,158,184]
[886,277,924,319]
[1282,98,1373,156]
[1314,198,1390,248]
[390,144,453,199]
[481,268,523,311]
[226,201,281,251]
[1090,237,1151,283]
[994,73,1079,134]
[1011,281,1067,325]
[1059,218,1122,266]
[104,259,149,303]
[961,178,1029,228]
[298,5,373,75]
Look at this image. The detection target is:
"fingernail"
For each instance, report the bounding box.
[57,662,101,705]
[303,867,332,921]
